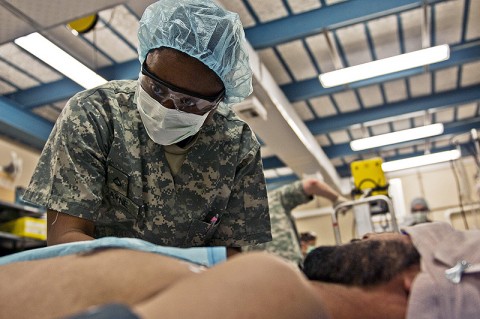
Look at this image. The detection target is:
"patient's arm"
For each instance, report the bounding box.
[47,210,95,245]
[134,253,329,319]
[0,250,329,319]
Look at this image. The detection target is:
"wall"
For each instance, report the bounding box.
[0,137,41,201]
[294,158,480,246]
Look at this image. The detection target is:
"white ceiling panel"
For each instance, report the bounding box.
[329,130,350,144]
[330,157,344,166]
[306,32,337,73]
[0,42,62,83]
[466,0,480,40]
[325,0,348,5]
[398,146,415,155]
[370,123,391,136]
[358,85,383,108]
[100,6,139,49]
[400,8,422,53]
[219,0,256,28]
[292,101,315,120]
[52,100,69,111]
[82,19,137,63]
[257,48,292,85]
[435,0,465,45]
[277,40,318,81]
[368,15,401,59]
[286,0,321,14]
[434,139,451,148]
[349,126,364,140]
[434,107,455,123]
[0,80,15,94]
[409,73,432,97]
[393,119,412,131]
[461,60,480,87]
[332,90,360,113]
[457,102,478,120]
[247,0,288,23]
[310,96,337,117]
[0,59,39,89]
[336,24,372,66]
[381,149,396,158]
[31,105,61,122]
[384,79,407,103]
[315,134,331,147]
[434,66,458,92]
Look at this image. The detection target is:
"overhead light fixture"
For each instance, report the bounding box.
[382,149,461,172]
[319,44,450,88]
[350,123,444,151]
[14,32,107,89]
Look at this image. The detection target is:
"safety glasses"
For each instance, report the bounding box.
[140,61,225,115]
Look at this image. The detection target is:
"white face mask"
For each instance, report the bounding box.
[136,85,210,145]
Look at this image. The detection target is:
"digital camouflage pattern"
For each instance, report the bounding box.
[243,180,312,266]
[23,80,271,248]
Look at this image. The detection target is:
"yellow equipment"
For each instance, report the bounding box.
[350,157,389,198]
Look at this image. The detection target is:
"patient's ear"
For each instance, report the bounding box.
[402,265,421,294]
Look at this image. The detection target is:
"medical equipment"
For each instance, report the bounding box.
[331,157,399,244]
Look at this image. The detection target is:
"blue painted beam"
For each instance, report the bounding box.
[0,96,53,150]
[244,0,446,49]
[306,84,480,135]
[265,174,299,190]
[262,156,286,170]
[323,118,480,158]
[5,59,140,110]
[282,42,480,102]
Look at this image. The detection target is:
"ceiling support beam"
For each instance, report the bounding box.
[245,0,446,49]
[0,96,52,150]
[306,84,480,135]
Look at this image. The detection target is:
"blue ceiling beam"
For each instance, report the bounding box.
[5,59,140,110]
[0,96,53,150]
[245,0,446,49]
[323,118,480,158]
[306,84,480,135]
[265,174,299,190]
[282,42,480,102]
[262,156,286,170]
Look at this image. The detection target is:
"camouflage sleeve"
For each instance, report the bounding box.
[22,91,110,220]
[242,181,304,266]
[210,130,271,247]
[275,180,312,215]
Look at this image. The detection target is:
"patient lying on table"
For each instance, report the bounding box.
[0,222,477,319]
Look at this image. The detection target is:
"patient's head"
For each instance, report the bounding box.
[303,237,420,286]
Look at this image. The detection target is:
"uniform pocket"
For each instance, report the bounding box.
[184,216,221,247]
[106,165,142,220]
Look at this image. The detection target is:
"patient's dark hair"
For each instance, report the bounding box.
[302,239,420,286]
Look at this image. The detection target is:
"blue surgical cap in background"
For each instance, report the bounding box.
[137,0,253,106]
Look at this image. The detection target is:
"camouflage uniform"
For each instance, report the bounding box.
[243,180,312,266]
[23,80,271,248]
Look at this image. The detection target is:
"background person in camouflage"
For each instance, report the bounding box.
[243,178,346,266]
[22,0,271,256]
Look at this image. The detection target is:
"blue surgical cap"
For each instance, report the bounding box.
[137,0,253,106]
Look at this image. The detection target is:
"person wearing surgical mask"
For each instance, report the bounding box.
[22,0,271,257]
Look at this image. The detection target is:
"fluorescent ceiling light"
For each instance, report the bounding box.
[15,32,107,89]
[350,123,444,151]
[382,150,461,172]
[319,44,450,88]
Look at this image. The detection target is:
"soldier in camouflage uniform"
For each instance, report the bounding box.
[243,178,345,266]
[22,0,271,255]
